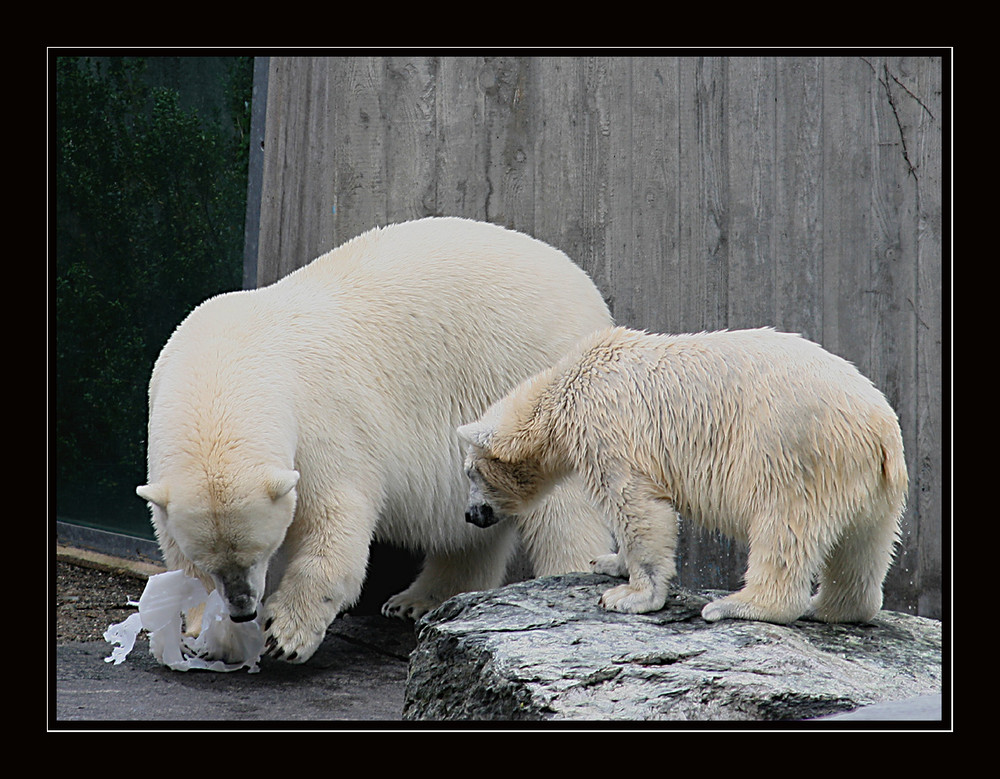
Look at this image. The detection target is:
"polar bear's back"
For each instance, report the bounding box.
[601,326,892,416]
[287,217,606,327]
[608,327,901,451]
[278,217,612,412]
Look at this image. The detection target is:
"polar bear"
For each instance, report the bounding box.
[458,326,908,625]
[136,217,614,664]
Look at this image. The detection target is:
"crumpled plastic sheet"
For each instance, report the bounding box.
[104,569,264,673]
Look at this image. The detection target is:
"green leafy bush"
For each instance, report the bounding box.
[55,56,252,533]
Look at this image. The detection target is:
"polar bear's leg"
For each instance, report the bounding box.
[517,476,616,576]
[702,507,817,624]
[597,475,678,614]
[262,487,375,663]
[808,513,899,623]
[381,522,518,620]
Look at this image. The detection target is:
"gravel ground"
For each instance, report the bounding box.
[54,559,148,643]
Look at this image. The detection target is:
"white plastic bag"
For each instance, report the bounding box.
[104,569,264,673]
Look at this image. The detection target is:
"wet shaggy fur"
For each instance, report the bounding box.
[458,326,908,625]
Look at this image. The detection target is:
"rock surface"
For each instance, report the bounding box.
[403,574,942,722]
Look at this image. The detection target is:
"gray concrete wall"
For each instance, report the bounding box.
[246,55,945,618]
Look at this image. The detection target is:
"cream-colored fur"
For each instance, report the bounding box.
[138,217,614,663]
[458,326,908,625]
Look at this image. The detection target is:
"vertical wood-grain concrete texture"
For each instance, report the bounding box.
[248,55,945,619]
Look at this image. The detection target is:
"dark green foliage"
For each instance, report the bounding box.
[55,56,252,530]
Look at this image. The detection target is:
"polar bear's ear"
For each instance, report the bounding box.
[136,483,169,509]
[267,469,300,500]
[457,421,494,451]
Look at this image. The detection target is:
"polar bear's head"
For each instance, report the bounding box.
[457,401,566,528]
[136,468,299,623]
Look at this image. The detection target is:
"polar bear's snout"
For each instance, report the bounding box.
[463,467,503,527]
[213,569,261,623]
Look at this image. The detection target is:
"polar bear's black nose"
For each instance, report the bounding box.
[227,593,258,622]
[466,503,497,528]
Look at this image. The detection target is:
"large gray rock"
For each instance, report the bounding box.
[403,574,942,722]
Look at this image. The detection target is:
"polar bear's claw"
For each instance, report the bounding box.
[381,592,440,621]
[261,599,329,664]
[590,553,628,577]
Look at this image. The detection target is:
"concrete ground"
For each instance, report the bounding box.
[54,614,418,725]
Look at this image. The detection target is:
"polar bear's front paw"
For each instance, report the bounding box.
[701,598,735,622]
[262,594,329,664]
[590,553,628,577]
[381,590,441,621]
[599,582,664,614]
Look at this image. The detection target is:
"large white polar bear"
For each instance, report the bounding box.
[458,326,908,625]
[137,217,614,663]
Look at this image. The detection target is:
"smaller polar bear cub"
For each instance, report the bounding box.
[458,326,908,625]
